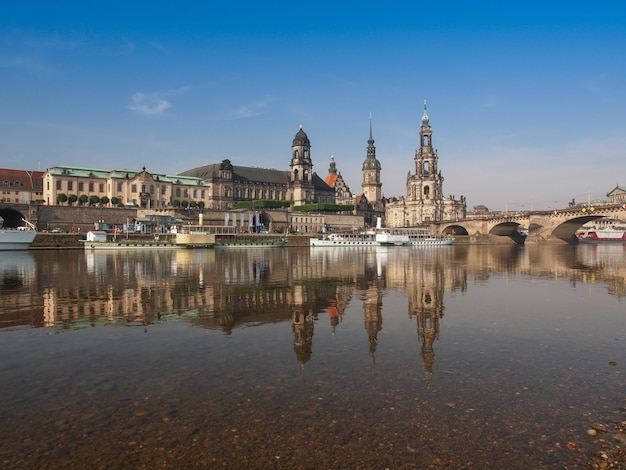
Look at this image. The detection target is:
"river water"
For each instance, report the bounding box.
[0,244,624,469]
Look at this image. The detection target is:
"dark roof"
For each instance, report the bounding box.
[293,127,310,146]
[312,173,333,191]
[233,166,290,184]
[180,163,333,192]
[179,163,290,184]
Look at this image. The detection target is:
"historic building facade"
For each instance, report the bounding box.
[181,125,335,210]
[43,166,209,209]
[385,103,466,227]
[607,185,626,204]
[0,168,45,204]
[324,155,354,206]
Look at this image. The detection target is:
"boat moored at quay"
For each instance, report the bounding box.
[309,232,378,247]
[81,224,220,250]
[0,219,37,251]
[310,228,453,247]
[81,230,183,250]
[405,230,454,246]
[81,224,289,250]
[577,226,626,243]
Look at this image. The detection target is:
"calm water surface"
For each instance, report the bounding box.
[0,245,624,469]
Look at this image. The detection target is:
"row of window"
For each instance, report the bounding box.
[291,216,323,224]
[3,180,21,187]
[233,188,287,200]
[50,180,207,200]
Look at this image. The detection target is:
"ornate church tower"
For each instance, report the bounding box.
[290,125,314,206]
[410,101,443,203]
[402,101,445,223]
[361,115,382,203]
[385,101,466,227]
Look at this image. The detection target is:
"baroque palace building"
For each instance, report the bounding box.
[385,102,466,227]
[179,125,336,209]
[43,166,210,209]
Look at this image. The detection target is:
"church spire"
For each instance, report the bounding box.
[328,154,337,174]
[421,100,430,126]
[362,114,382,203]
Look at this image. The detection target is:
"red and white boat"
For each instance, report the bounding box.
[577,226,626,243]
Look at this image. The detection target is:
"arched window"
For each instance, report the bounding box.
[294,169,299,181]
[294,150,299,159]
[424,186,430,199]
[303,169,309,182]
[2,180,9,187]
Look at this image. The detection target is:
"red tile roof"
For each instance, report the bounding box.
[0,168,45,189]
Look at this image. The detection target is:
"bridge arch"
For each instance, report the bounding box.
[488,221,526,237]
[441,224,468,236]
[0,207,29,228]
[546,215,608,242]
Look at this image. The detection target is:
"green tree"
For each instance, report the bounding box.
[78,195,88,205]
[89,195,100,206]
[197,201,205,209]
[100,196,109,205]
[189,200,198,208]
[56,193,68,205]
[111,196,120,206]
[68,194,78,205]
[235,200,290,209]
[181,200,189,209]
[172,199,181,208]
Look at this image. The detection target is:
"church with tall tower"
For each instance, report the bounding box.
[385,102,466,227]
[361,115,382,204]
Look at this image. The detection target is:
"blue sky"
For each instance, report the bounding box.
[2,1,625,211]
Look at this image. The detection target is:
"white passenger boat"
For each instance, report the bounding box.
[310,232,378,247]
[310,227,453,248]
[375,229,409,246]
[0,219,37,251]
[405,230,454,246]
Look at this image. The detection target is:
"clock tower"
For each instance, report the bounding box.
[361,115,382,204]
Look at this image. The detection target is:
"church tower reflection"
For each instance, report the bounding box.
[408,270,445,376]
[363,281,383,365]
[292,309,314,368]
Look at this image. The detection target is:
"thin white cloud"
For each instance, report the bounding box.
[128,93,171,115]
[0,55,55,75]
[127,86,190,116]
[227,97,274,119]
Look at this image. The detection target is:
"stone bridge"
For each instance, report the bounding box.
[436,204,626,244]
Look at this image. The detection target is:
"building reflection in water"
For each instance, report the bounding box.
[1,244,625,375]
